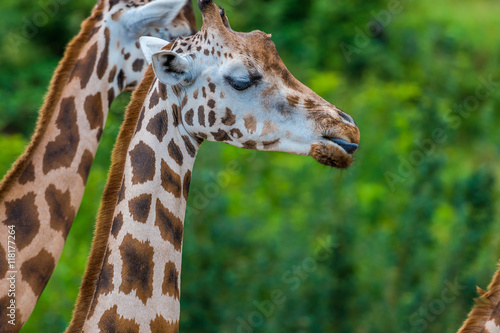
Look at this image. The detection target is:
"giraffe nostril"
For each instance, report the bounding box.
[338,111,356,126]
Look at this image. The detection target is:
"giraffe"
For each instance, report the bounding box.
[0,0,196,331]
[458,267,500,332]
[67,0,360,331]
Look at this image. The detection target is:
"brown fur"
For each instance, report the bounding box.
[0,3,104,200]
[66,65,158,332]
[457,263,500,332]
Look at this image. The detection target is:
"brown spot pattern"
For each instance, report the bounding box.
[161,160,182,198]
[136,107,146,134]
[98,305,140,333]
[244,115,257,134]
[129,141,156,185]
[168,140,184,166]
[181,136,196,158]
[185,109,194,126]
[18,161,35,185]
[208,82,216,93]
[20,249,55,297]
[222,108,236,126]
[162,262,180,300]
[183,170,192,201]
[111,212,124,238]
[243,141,257,150]
[71,42,98,89]
[96,28,110,79]
[287,95,300,108]
[172,85,182,97]
[198,106,205,127]
[84,92,104,131]
[129,194,152,224]
[117,70,125,91]
[3,193,39,251]
[147,110,169,142]
[43,97,80,174]
[230,128,243,139]
[88,248,114,320]
[212,129,232,142]
[107,88,115,109]
[149,88,160,109]
[150,316,179,333]
[95,249,114,297]
[119,234,155,305]
[155,199,183,251]
[172,104,181,127]
[46,184,76,239]
[159,83,168,100]
[117,181,126,204]
[78,150,94,185]
[208,111,216,127]
[132,59,144,72]
[0,296,22,331]
[108,65,117,83]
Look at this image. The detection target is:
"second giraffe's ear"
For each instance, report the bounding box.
[151,51,193,86]
[139,37,171,65]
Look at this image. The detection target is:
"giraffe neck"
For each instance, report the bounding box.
[70,71,199,332]
[0,4,127,330]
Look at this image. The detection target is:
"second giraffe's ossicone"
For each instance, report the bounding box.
[68,0,360,331]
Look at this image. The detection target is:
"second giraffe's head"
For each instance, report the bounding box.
[85,0,196,92]
[140,0,360,168]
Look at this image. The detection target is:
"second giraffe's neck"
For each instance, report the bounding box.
[0,5,125,330]
[70,71,199,332]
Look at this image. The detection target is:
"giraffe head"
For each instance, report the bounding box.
[88,0,196,92]
[141,0,359,168]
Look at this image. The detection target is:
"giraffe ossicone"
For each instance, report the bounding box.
[69,0,360,331]
[0,0,196,331]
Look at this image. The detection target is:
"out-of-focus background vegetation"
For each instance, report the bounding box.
[0,0,499,332]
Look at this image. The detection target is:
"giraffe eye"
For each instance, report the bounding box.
[224,73,262,91]
[224,75,253,91]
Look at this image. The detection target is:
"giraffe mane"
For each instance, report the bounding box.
[458,262,500,332]
[66,64,159,332]
[0,2,105,201]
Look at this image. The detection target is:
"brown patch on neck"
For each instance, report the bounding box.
[45,184,76,239]
[19,249,56,298]
[0,2,104,202]
[98,305,140,333]
[66,67,156,333]
[42,96,80,174]
[150,315,179,333]
[118,234,155,305]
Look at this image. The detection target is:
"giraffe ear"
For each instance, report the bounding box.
[139,37,171,65]
[151,51,193,86]
[122,0,187,35]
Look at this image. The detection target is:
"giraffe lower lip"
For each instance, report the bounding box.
[325,137,358,155]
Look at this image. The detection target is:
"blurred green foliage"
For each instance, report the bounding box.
[0,0,499,332]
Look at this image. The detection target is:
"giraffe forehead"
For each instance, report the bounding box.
[172,30,300,91]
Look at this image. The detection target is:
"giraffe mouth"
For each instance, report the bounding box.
[324,137,358,155]
[309,136,358,169]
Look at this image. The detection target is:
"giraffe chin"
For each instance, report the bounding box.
[310,143,355,169]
